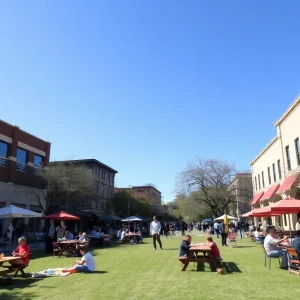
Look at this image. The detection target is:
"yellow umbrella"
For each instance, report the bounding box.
[223,214,229,233]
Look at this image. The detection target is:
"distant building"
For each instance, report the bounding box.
[228,173,253,218]
[0,120,51,233]
[250,95,300,230]
[115,185,162,212]
[50,159,117,215]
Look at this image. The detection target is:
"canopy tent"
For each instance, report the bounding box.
[0,205,42,219]
[121,216,143,222]
[214,214,238,221]
[43,211,80,221]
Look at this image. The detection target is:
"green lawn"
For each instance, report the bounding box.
[1,234,299,300]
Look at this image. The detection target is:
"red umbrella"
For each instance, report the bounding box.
[270,198,300,213]
[43,211,80,220]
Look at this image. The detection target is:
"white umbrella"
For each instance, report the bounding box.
[214,214,238,221]
[121,216,143,222]
[0,205,42,218]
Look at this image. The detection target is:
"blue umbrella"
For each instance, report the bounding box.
[202,218,213,223]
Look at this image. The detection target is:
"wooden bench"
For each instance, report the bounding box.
[2,253,32,277]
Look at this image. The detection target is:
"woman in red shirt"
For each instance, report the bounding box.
[206,236,222,260]
[10,237,30,265]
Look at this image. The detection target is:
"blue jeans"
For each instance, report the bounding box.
[268,249,288,267]
[75,265,92,273]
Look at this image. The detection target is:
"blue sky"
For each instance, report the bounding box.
[1,1,300,202]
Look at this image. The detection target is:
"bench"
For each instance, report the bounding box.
[2,253,32,277]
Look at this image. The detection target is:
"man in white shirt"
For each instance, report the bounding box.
[150,216,162,250]
[295,219,300,231]
[264,228,288,269]
[120,229,127,240]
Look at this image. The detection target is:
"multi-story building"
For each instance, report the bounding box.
[50,159,117,216]
[0,120,51,233]
[115,185,162,212]
[228,173,253,219]
[250,95,300,230]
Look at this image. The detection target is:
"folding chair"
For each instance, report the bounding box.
[287,248,300,276]
[262,246,281,269]
[228,233,237,247]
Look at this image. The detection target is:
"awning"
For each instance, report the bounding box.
[277,172,300,194]
[43,211,80,221]
[270,198,300,213]
[68,210,94,218]
[249,191,264,205]
[111,215,122,221]
[260,184,280,201]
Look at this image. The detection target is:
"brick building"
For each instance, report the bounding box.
[0,120,51,234]
[115,185,162,212]
[50,159,117,216]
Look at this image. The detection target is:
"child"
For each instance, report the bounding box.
[62,246,95,274]
[206,236,222,260]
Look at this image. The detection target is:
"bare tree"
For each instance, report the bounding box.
[27,161,96,214]
[176,158,237,217]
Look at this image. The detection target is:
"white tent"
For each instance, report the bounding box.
[121,216,143,222]
[0,205,42,219]
[214,214,238,221]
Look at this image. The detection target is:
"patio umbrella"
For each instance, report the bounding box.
[202,218,213,223]
[121,216,143,222]
[43,211,80,221]
[0,205,42,251]
[214,214,238,221]
[0,205,42,219]
[223,214,229,233]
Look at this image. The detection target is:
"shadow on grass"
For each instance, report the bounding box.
[193,262,242,273]
[236,246,256,248]
[161,248,178,251]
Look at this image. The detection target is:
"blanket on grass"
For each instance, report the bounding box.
[32,268,70,278]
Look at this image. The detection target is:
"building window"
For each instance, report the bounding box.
[95,183,99,192]
[286,146,291,171]
[101,185,104,195]
[261,171,265,188]
[16,148,27,172]
[102,171,105,180]
[295,138,300,166]
[101,202,104,210]
[107,173,110,182]
[106,202,109,210]
[0,141,8,167]
[258,174,261,190]
[267,167,271,185]
[111,176,114,185]
[272,163,276,182]
[277,159,282,180]
[95,168,99,177]
[255,176,258,191]
[34,155,43,168]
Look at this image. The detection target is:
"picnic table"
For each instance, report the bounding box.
[121,234,140,244]
[179,245,219,271]
[0,256,21,276]
[58,240,80,255]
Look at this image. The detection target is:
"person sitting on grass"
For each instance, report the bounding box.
[137,230,144,243]
[10,237,30,266]
[206,236,222,260]
[62,246,95,274]
[179,235,192,258]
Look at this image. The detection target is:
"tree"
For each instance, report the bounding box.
[176,158,237,218]
[27,162,96,214]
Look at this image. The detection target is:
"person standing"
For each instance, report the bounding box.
[181,222,186,236]
[214,222,220,238]
[295,218,300,231]
[46,220,56,253]
[150,216,163,250]
[220,221,228,246]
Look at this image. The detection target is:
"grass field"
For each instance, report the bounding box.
[1,233,299,300]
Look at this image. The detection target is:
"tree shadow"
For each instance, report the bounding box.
[90,271,108,274]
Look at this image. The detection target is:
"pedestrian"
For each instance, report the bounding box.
[220,221,228,246]
[181,222,186,236]
[46,220,56,253]
[214,222,220,238]
[164,222,169,239]
[150,216,163,250]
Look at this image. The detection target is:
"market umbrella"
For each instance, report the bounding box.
[214,214,238,221]
[43,211,80,220]
[202,218,213,223]
[223,214,229,234]
[121,216,143,222]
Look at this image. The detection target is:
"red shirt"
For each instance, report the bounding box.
[15,244,30,265]
[208,242,221,259]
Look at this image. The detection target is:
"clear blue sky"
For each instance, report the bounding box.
[1,1,300,202]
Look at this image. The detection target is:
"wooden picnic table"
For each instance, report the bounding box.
[58,240,80,255]
[179,245,218,272]
[0,256,20,276]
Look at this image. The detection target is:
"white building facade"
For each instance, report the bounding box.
[250,95,300,230]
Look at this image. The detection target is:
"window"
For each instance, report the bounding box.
[107,173,110,182]
[261,171,265,188]
[0,141,8,167]
[258,174,261,190]
[101,202,104,210]
[111,175,114,185]
[286,145,291,171]
[33,155,43,168]
[101,185,104,195]
[255,176,258,191]
[295,138,300,166]
[106,202,109,210]
[267,167,271,184]
[272,163,276,182]
[284,214,287,227]
[277,160,282,180]
[102,171,105,180]
[16,148,27,172]
[95,168,99,177]
[95,183,99,192]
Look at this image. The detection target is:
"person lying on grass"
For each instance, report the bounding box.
[62,246,95,274]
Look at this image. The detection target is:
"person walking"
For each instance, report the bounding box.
[181,222,186,236]
[150,216,163,250]
[214,222,220,238]
[220,221,228,246]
